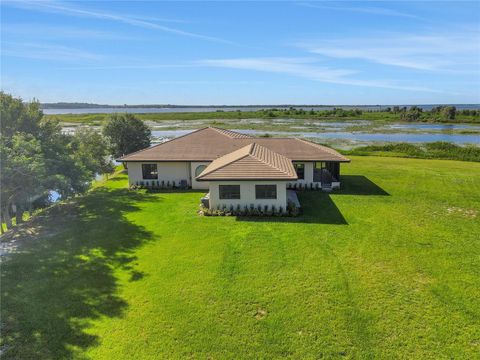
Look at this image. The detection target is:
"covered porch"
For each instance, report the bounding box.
[314,162,341,189]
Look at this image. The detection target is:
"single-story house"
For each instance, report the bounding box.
[118,127,350,211]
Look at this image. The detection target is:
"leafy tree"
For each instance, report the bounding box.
[71,127,115,177]
[442,106,456,120]
[0,134,47,228]
[400,106,422,122]
[0,92,42,138]
[102,113,151,158]
[0,92,114,231]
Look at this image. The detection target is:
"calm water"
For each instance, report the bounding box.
[44,104,480,115]
[386,124,480,131]
[151,129,480,145]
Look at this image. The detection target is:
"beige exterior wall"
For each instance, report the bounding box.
[190,161,211,190]
[208,180,288,210]
[126,160,341,189]
[126,162,190,187]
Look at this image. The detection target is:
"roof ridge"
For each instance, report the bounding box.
[295,138,350,162]
[209,126,253,139]
[249,143,293,176]
[197,144,253,178]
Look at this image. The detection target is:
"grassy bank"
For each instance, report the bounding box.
[342,142,480,162]
[2,156,479,358]
[46,109,480,126]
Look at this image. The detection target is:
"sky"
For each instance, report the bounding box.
[1,0,479,105]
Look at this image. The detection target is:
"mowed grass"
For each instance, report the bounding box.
[2,156,479,359]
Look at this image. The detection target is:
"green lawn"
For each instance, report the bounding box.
[2,156,479,359]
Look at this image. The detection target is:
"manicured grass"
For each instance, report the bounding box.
[2,156,479,359]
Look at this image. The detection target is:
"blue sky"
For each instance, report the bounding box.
[1,1,479,105]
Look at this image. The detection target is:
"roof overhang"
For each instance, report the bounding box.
[196,177,298,182]
[118,158,350,163]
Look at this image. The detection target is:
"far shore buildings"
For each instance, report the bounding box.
[118,127,349,212]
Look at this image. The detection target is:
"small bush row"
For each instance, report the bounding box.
[287,182,323,190]
[199,202,300,217]
[130,180,188,190]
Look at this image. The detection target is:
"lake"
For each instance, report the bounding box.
[150,129,480,146]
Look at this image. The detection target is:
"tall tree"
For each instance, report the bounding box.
[0,92,42,138]
[102,113,151,158]
[442,106,456,120]
[0,92,114,231]
[72,127,115,177]
[0,134,47,228]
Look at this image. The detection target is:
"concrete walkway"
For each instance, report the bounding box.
[287,190,301,208]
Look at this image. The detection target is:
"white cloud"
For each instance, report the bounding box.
[3,23,136,40]
[196,57,442,92]
[2,42,103,61]
[4,0,233,44]
[298,2,423,20]
[298,30,480,72]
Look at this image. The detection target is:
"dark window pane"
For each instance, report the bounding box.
[219,185,240,199]
[294,163,305,180]
[255,185,277,199]
[195,165,207,177]
[142,164,158,179]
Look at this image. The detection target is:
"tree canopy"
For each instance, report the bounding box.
[0,92,114,231]
[102,113,151,158]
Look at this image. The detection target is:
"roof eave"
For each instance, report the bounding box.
[196,176,298,182]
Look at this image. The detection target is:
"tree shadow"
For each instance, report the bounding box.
[337,175,389,196]
[1,188,155,359]
[235,192,347,225]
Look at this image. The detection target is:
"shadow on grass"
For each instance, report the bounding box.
[1,188,155,359]
[235,176,388,224]
[337,175,389,196]
[236,192,348,225]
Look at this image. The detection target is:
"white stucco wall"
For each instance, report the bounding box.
[208,180,288,211]
[291,162,317,186]
[191,162,211,190]
[126,162,190,187]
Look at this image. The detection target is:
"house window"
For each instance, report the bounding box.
[195,165,207,177]
[294,163,305,180]
[255,185,277,199]
[142,164,158,179]
[219,185,240,199]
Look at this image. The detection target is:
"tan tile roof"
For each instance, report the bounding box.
[118,127,349,162]
[196,143,298,181]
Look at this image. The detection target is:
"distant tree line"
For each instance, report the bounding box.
[252,106,478,122]
[0,92,151,232]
